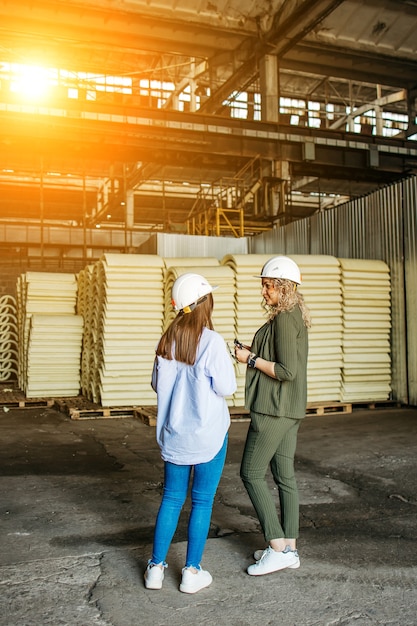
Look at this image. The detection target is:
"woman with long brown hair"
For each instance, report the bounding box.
[145,272,236,594]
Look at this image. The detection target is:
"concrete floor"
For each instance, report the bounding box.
[0,403,416,626]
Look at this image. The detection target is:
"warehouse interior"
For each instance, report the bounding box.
[1,0,417,257]
[1,0,417,408]
[1,4,417,624]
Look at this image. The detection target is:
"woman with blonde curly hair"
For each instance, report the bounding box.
[234,255,311,576]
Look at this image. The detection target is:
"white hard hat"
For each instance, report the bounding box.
[256,255,302,284]
[171,272,218,312]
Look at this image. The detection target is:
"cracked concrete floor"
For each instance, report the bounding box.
[0,405,416,626]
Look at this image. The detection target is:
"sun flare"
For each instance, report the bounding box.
[10,65,51,101]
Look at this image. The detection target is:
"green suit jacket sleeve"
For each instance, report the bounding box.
[245,308,308,419]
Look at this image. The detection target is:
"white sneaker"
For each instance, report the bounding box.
[179,567,213,594]
[247,546,300,576]
[144,562,166,589]
[254,546,300,569]
[253,548,268,561]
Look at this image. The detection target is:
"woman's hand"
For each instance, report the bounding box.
[234,345,251,364]
[235,346,277,379]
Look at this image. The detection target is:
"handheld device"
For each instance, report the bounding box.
[234,338,251,350]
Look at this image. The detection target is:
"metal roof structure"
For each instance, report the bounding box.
[1,0,417,238]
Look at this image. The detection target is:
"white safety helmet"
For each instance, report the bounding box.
[171,272,218,313]
[256,255,302,285]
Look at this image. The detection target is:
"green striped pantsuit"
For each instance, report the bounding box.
[240,412,301,541]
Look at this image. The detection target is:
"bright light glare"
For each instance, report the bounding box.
[10,66,50,101]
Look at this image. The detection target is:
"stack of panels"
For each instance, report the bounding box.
[15,272,81,397]
[291,255,343,403]
[79,253,165,407]
[163,257,220,272]
[221,254,273,406]
[221,254,344,406]
[76,264,96,400]
[340,258,391,401]
[21,272,78,315]
[25,315,84,397]
[16,276,28,387]
[0,295,18,382]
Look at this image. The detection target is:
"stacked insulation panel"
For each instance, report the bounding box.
[221,254,273,406]
[76,264,96,400]
[163,257,220,272]
[16,272,83,397]
[291,255,343,402]
[222,254,344,405]
[78,254,165,407]
[0,295,18,382]
[24,315,84,397]
[340,258,391,401]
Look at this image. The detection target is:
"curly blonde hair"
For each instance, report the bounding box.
[263,279,311,328]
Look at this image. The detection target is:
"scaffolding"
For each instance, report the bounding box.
[187,156,279,237]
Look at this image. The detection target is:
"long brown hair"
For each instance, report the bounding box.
[264,279,311,328]
[156,293,214,364]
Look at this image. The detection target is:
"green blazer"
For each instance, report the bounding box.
[245,307,308,419]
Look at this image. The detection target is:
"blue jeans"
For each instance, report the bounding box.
[151,434,228,569]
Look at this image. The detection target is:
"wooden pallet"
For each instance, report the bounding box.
[0,397,55,408]
[134,406,251,427]
[54,398,136,420]
[135,403,354,424]
[229,407,250,421]
[0,386,55,409]
[68,407,136,420]
[351,399,401,410]
[306,401,352,416]
[229,403,352,419]
[134,406,157,426]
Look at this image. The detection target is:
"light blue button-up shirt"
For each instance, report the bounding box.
[151,327,237,465]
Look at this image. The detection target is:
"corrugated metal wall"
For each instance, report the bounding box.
[403,177,417,405]
[137,232,248,259]
[250,176,417,405]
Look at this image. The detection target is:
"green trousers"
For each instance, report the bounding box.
[240,412,301,541]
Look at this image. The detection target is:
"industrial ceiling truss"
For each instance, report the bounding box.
[1,0,417,240]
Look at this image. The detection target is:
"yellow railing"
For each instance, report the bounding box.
[188,206,244,237]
